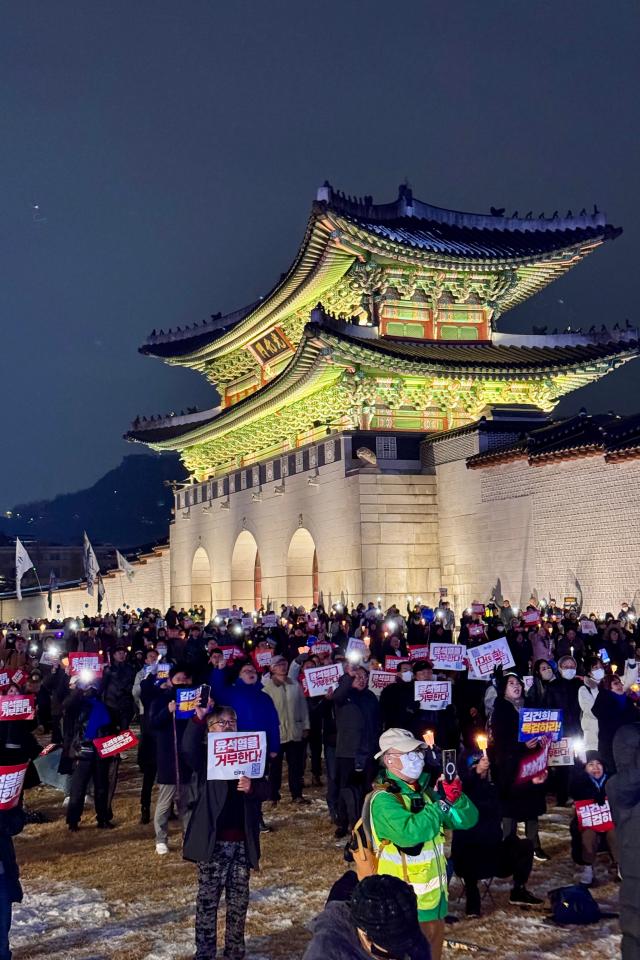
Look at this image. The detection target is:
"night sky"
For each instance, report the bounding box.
[2,1,639,507]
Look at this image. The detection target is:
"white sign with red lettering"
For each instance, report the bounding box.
[468,638,515,679]
[311,642,333,657]
[305,663,344,697]
[262,613,278,628]
[0,763,28,809]
[221,646,245,662]
[93,729,139,758]
[548,738,574,767]
[207,731,267,780]
[414,680,452,710]
[430,643,466,671]
[346,638,368,658]
[241,616,254,631]
[39,651,60,667]
[68,652,105,677]
[0,695,35,721]
[253,650,273,670]
[368,670,397,695]
[9,669,25,687]
[468,624,486,639]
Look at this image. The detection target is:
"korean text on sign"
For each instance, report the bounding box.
[414,680,452,711]
[221,646,245,663]
[575,799,614,832]
[0,763,28,809]
[305,663,344,697]
[548,738,574,767]
[346,638,368,658]
[467,638,515,679]
[207,731,267,781]
[516,740,550,784]
[253,650,273,670]
[408,645,430,661]
[176,687,202,718]
[430,643,466,671]
[518,708,564,743]
[0,695,35,721]
[68,652,105,677]
[93,730,139,758]
[368,670,397,695]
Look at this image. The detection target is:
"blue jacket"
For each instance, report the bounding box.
[209,670,281,753]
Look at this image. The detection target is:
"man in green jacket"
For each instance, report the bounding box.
[369,728,478,960]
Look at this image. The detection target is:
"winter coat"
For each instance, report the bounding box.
[592,690,639,773]
[379,680,415,731]
[149,687,193,784]
[451,766,504,874]
[488,696,547,820]
[578,681,599,751]
[302,899,430,960]
[42,666,70,720]
[568,766,613,864]
[526,676,582,737]
[209,670,280,754]
[0,808,26,903]
[608,724,640,881]
[507,634,533,678]
[181,718,269,867]
[261,676,309,743]
[102,662,136,716]
[332,674,380,767]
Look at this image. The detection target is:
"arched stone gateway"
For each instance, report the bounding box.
[231,531,261,612]
[191,546,212,618]
[286,528,318,609]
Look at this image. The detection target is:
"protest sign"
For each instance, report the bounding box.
[523,675,534,692]
[262,613,278,628]
[518,708,564,743]
[516,740,550,784]
[467,638,515,679]
[430,643,466,671]
[0,763,28,809]
[0,695,35,721]
[9,669,26,687]
[39,742,59,758]
[93,730,139,758]
[579,619,598,636]
[39,650,60,667]
[548,738,574,767]
[346,638,368,658]
[216,608,231,619]
[305,663,344,697]
[471,602,485,615]
[241,616,254,631]
[468,624,485,639]
[368,670,397,696]
[384,655,404,672]
[207,731,267,780]
[408,645,430,661]
[575,799,614,832]
[221,646,245,663]
[523,609,540,626]
[155,662,171,684]
[143,662,159,678]
[311,642,333,657]
[414,680,452,711]
[563,596,578,608]
[0,673,10,688]
[175,686,202,718]
[253,649,273,671]
[68,652,104,677]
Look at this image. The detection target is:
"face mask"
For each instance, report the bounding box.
[560,668,576,680]
[591,668,605,682]
[399,751,424,780]
[401,671,413,682]
[156,646,168,657]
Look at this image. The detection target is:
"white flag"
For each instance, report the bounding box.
[83,532,100,597]
[116,549,135,582]
[15,538,34,602]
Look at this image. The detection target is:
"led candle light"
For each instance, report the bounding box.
[476,733,488,755]
[423,730,435,748]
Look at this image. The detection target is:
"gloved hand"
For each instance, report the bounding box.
[437,777,463,805]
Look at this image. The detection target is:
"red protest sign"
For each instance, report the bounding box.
[221,646,244,663]
[252,649,273,671]
[39,743,59,757]
[9,669,26,687]
[516,740,550,784]
[523,609,540,626]
[93,729,139,758]
[384,655,404,672]
[0,763,28,809]
[68,652,104,677]
[0,695,35,721]
[408,645,430,661]
[471,603,485,615]
[575,799,614,832]
[311,642,333,657]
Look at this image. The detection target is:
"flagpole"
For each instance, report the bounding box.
[57,587,65,620]
[32,569,47,617]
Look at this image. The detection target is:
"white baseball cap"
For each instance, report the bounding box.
[374,727,425,759]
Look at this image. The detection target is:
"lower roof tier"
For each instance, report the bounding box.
[126,316,639,479]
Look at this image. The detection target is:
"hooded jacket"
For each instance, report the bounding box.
[209,669,280,754]
[607,723,640,881]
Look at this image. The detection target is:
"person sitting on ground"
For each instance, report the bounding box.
[569,751,618,887]
[451,748,542,915]
[302,873,430,960]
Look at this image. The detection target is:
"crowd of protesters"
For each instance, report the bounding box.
[0,592,639,960]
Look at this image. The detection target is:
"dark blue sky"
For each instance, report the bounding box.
[2,1,639,506]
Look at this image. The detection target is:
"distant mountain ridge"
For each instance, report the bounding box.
[0,453,186,547]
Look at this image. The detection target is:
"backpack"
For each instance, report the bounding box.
[350,784,408,882]
[548,885,601,925]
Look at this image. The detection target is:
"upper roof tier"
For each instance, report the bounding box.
[139,183,620,367]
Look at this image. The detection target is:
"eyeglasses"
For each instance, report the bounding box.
[210,719,235,729]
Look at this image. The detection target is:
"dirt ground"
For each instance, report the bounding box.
[12,756,622,960]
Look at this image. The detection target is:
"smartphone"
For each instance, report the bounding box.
[199,683,211,708]
[442,749,457,783]
[598,648,611,665]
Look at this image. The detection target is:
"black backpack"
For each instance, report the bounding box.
[548,885,602,925]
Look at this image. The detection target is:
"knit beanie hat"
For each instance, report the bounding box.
[349,875,425,957]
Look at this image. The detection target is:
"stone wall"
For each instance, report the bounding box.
[0,549,170,621]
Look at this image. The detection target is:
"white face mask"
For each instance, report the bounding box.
[401,671,413,682]
[156,645,168,658]
[591,668,605,682]
[399,751,424,780]
[560,668,576,680]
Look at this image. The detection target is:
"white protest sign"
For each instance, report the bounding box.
[346,638,368,658]
[548,738,574,767]
[467,637,515,679]
[368,670,397,696]
[430,643,466,671]
[241,616,254,630]
[207,731,267,780]
[414,680,452,710]
[216,608,231,619]
[305,663,344,697]
[262,613,278,628]
[579,619,598,636]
